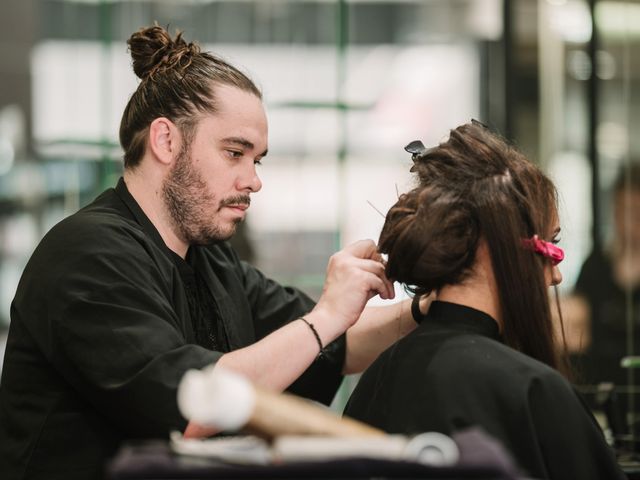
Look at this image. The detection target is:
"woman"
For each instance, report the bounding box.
[344,122,626,480]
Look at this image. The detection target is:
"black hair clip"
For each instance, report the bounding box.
[404,140,427,161]
[405,140,427,172]
[471,118,489,129]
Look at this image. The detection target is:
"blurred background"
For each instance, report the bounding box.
[0,0,639,443]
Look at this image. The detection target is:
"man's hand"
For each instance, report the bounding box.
[312,240,395,332]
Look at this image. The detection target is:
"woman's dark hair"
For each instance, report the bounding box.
[380,122,568,373]
[119,24,262,169]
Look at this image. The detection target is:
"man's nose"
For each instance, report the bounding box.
[239,163,262,193]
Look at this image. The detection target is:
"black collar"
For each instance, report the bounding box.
[114,177,191,273]
[421,301,502,342]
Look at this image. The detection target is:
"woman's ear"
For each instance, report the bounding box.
[148,117,180,166]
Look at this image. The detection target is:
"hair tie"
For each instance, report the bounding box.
[522,235,564,266]
[411,295,424,324]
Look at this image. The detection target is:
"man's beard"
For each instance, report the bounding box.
[161,145,248,245]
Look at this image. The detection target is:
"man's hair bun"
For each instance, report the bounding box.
[120,23,261,169]
[127,24,200,80]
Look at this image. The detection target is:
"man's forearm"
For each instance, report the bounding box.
[216,307,340,391]
[184,309,340,439]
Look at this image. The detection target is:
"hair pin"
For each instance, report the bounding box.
[366,200,386,219]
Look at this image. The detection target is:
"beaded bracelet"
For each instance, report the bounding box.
[299,317,326,358]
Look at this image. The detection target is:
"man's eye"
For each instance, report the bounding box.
[254,159,263,166]
[227,150,243,158]
[551,237,561,245]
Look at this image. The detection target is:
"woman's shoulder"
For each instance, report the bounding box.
[432,333,567,386]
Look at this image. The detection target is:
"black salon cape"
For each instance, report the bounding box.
[0,178,345,480]
[344,301,626,480]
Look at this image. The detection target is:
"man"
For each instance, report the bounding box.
[0,25,419,479]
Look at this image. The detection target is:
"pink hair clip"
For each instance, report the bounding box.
[522,235,564,266]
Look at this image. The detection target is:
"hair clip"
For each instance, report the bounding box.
[471,118,489,129]
[521,235,564,266]
[405,141,427,172]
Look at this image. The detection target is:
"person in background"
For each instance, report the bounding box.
[344,122,626,480]
[563,163,640,387]
[0,25,421,480]
[555,164,640,445]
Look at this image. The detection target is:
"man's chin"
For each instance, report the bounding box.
[191,223,240,246]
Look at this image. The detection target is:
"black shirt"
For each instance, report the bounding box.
[0,178,345,480]
[573,248,640,386]
[178,249,230,352]
[344,301,626,480]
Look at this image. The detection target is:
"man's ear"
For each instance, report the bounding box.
[148,117,180,166]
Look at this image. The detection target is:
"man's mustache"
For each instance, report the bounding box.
[219,195,251,208]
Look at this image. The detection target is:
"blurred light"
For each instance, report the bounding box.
[597,122,629,162]
[549,0,592,43]
[546,0,567,6]
[0,104,25,158]
[14,164,46,206]
[3,214,39,258]
[596,50,616,80]
[567,50,592,81]
[547,151,592,290]
[0,139,15,176]
[467,0,503,41]
[566,49,617,81]
[596,2,640,39]
[365,45,479,149]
